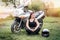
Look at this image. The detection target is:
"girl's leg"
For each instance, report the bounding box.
[25,27,33,34]
[34,27,40,34]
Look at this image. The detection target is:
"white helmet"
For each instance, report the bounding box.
[42,29,50,37]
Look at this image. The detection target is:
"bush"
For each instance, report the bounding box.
[28,0,45,11]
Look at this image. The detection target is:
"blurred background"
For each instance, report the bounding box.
[0,0,60,40]
[0,0,60,20]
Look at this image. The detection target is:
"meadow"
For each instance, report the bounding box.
[0,17,60,40]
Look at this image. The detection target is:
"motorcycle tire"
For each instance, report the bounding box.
[11,21,21,33]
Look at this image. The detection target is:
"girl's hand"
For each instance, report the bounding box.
[29,29,35,32]
[31,29,36,32]
[34,28,37,31]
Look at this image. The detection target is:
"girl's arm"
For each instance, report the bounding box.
[26,20,31,30]
[34,19,39,30]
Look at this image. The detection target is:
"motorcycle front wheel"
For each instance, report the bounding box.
[11,21,21,33]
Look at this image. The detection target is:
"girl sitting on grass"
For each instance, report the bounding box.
[26,12,40,35]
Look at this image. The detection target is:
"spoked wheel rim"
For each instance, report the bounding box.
[14,24,21,33]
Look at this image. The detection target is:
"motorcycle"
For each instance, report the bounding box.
[11,0,44,33]
[11,16,44,33]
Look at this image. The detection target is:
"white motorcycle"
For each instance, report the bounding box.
[11,4,45,33]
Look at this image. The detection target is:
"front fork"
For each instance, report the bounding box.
[15,17,23,28]
[18,19,22,28]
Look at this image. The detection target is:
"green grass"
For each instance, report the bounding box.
[0,17,60,40]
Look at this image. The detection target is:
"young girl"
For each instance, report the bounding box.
[26,12,40,34]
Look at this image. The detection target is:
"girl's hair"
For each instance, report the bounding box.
[29,12,34,19]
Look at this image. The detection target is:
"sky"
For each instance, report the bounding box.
[53,0,60,8]
[41,0,60,8]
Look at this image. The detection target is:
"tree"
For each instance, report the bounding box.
[2,0,15,7]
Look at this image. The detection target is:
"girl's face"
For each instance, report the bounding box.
[31,14,35,19]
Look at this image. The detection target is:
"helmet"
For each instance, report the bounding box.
[41,29,50,37]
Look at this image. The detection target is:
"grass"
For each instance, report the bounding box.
[0,17,60,40]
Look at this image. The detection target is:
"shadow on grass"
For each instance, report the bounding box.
[0,33,14,40]
[0,30,27,40]
[0,35,14,40]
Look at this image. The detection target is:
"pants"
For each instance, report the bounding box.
[25,27,40,34]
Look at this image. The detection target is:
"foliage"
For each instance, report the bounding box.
[28,0,45,11]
